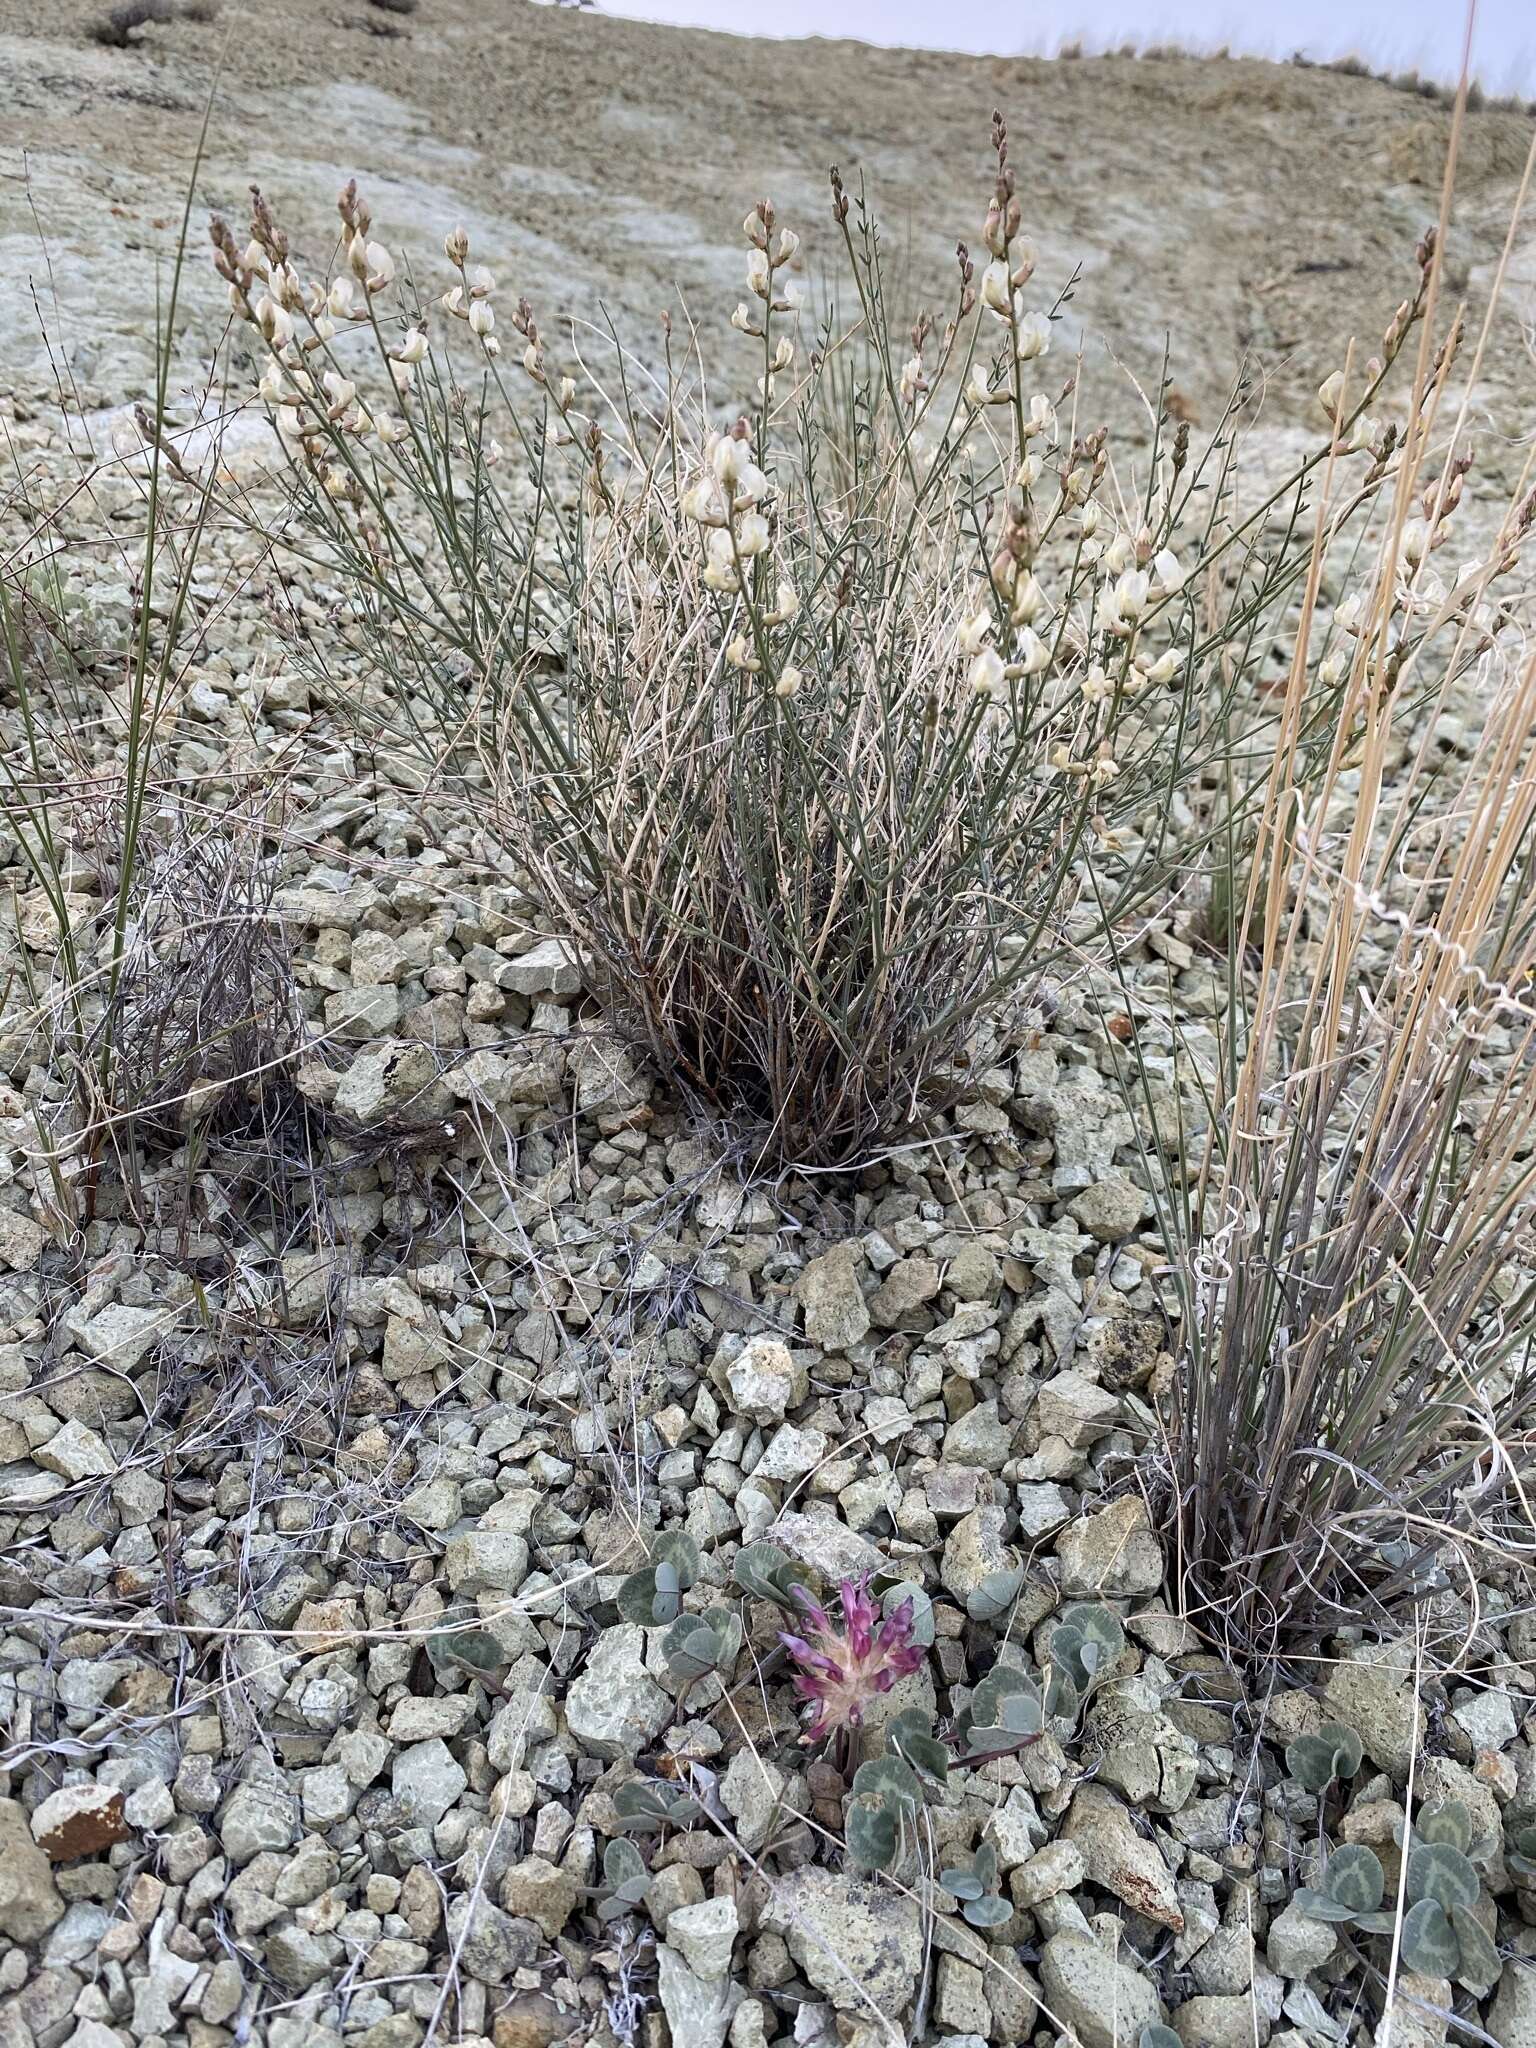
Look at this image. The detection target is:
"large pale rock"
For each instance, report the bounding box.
[0,1797,65,1940]
[1055,1493,1162,1596]
[794,1244,870,1354]
[1060,1783,1183,1931]
[1039,1932,1162,2048]
[657,1944,740,2048]
[564,1624,670,1759]
[761,1866,922,2018]
[1489,1959,1536,2048]
[719,1336,806,1425]
[1323,1642,1426,1779]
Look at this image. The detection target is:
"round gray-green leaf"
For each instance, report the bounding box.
[1398,1898,1460,1977]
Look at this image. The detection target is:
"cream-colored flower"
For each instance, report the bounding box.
[1014,309,1051,361]
[980,258,1011,313]
[963,368,999,412]
[1080,665,1115,704]
[968,646,1007,695]
[1151,547,1186,594]
[1023,393,1056,440]
[397,326,430,365]
[255,297,294,348]
[1010,575,1044,627]
[1141,648,1183,686]
[768,580,799,624]
[734,511,770,557]
[681,476,728,526]
[775,665,803,698]
[959,609,992,655]
[1014,626,1050,676]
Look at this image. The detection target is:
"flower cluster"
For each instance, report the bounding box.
[209,181,438,484]
[735,198,802,400]
[779,1575,926,1743]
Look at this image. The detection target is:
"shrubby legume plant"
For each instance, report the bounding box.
[211,116,1453,1165]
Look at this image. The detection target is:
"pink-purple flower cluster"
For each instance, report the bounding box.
[779,1574,926,1743]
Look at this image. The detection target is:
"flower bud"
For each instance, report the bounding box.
[445,226,470,265]
[1317,369,1346,423]
[772,336,795,372]
[774,666,803,698]
[1400,516,1431,565]
[747,248,771,299]
[980,259,1011,313]
[743,209,769,249]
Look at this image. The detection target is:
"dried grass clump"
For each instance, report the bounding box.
[86,796,304,1151]
[1156,163,1536,1657]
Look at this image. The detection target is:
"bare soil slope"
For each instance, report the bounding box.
[3,0,1534,432]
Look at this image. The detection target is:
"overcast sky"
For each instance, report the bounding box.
[591,0,1536,97]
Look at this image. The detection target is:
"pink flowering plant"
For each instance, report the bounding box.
[779,1573,927,1754]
